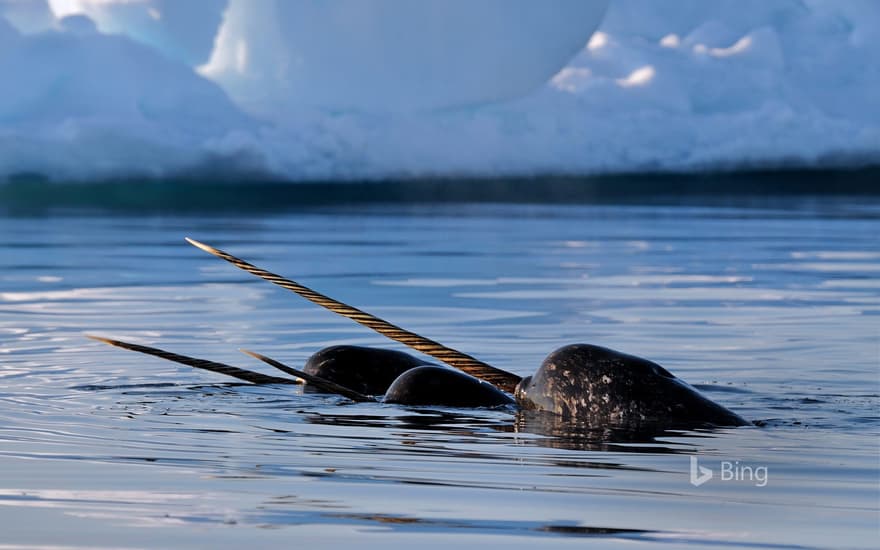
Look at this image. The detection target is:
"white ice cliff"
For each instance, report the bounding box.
[0,0,877,182]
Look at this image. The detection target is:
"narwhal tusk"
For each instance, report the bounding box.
[86,335,298,386]
[185,237,523,393]
[239,349,375,403]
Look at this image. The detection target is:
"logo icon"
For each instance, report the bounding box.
[689,456,713,486]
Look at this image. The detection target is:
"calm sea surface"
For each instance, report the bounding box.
[0,195,878,549]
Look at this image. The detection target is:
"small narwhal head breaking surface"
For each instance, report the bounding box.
[515,344,749,428]
[385,365,515,408]
[304,345,431,395]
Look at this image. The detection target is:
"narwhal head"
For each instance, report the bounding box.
[515,344,749,428]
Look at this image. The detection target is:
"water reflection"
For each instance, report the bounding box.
[512,411,700,453]
[303,406,718,455]
[318,512,652,538]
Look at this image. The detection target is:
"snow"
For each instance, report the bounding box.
[0,7,247,180]
[48,0,226,65]
[0,0,877,182]
[0,0,52,33]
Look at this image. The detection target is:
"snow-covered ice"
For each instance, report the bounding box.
[202,0,608,113]
[1,0,877,182]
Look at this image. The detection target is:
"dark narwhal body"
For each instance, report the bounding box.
[385,365,515,407]
[89,238,751,431]
[302,347,514,407]
[303,345,432,395]
[297,343,744,427]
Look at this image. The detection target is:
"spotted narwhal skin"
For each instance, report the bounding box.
[515,344,749,427]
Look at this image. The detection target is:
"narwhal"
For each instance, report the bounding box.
[89,238,749,429]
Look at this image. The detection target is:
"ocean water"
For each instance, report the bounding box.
[0,187,878,549]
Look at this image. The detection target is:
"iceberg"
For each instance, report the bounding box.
[0,0,877,183]
[202,0,609,113]
[0,6,247,180]
[48,0,226,65]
